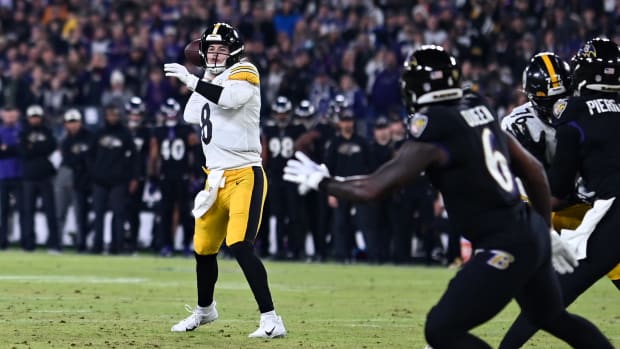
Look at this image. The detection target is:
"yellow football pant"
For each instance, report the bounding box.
[553,203,620,281]
[194,166,267,255]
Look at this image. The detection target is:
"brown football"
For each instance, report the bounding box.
[184,39,203,66]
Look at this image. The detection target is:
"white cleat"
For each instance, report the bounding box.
[171,302,218,332]
[248,314,286,338]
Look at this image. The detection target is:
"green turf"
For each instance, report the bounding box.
[0,251,616,348]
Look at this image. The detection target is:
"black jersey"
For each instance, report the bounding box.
[411,94,521,241]
[550,94,620,200]
[262,122,306,178]
[324,133,370,177]
[152,124,193,179]
[130,126,151,179]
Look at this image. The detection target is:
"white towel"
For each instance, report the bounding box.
[192,170,226,218]
[560,197,615,260]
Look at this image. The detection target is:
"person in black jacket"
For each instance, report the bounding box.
[60,109,94,252]
[19,105,59,252]
[323,109,370,262]
[90,105,139,254]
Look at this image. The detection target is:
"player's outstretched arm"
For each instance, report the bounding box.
[284,141,444,202]
[506,132,551,227]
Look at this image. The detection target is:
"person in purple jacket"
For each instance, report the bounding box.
[0,106,26,250]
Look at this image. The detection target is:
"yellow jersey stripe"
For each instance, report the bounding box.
[541,54,560,88]
[229,71,260,86]
[231,65,258,74]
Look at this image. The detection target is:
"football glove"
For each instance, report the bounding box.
[550,228,579,274]
[283,151,330,195]
[164,63,199,91]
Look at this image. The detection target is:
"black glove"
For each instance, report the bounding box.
[510,123,547,166]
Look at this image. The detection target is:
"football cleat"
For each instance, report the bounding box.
[171,302,218,332]
[248,314,286,338]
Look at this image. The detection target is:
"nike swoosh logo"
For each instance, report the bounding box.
[265,326,276,336]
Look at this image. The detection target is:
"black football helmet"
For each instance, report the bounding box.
[271,96,292,127]
[522,52,572,120]
[571,37,620,94]
[125,96,145,115]
[401,45,462,113]
[160,98,181,126]
[294,100,316,119]
[199,22,244,74]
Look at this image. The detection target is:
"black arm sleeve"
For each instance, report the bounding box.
[195,80,223,104]
[549,124,581,200]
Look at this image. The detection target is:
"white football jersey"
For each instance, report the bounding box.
[500,102,556,165]
[184,61,262,171]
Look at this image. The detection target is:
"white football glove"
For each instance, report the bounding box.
[550,228,579,274]
[283,151,330,195]
[163,63,199,90]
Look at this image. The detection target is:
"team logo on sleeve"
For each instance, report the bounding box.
[409,113,428,138]
[553,98,568,119]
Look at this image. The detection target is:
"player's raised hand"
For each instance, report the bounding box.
[164,63,199,90]
[550,228,579,274]
[283,151,330,195]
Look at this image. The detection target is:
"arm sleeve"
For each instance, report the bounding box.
[215,80,256,109]
[549,123,582,199]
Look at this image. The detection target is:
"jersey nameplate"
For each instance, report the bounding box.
[460,106,494,127]
[585,99,620,115]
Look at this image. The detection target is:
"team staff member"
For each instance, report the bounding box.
[90,105,139,254]
[324,108,370,262]
[164,22,286,338]
[60,109,94,253]
[20,105,59,252]
[283,45,612,349]
[0,106,25,250]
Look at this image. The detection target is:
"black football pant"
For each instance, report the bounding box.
[0,178,25,249]
[93,183,127,254]
[425,206,613,349]
[159,178,193,249]
[500,202,620,349]
[364,199,392,263]
[269,180,303,259]
[126,180,144,253]
[23,179,59,250]
[73,190,91,252]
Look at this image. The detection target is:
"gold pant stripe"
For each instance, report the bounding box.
[194,166,267,255]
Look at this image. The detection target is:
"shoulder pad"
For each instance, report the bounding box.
[228,62,260,86]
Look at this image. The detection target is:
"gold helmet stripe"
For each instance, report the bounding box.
[212,23,222,35]
[541,54,560,88]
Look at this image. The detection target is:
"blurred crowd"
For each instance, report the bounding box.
[0,0,617,263]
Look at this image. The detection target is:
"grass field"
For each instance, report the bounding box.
[0,251,617,349]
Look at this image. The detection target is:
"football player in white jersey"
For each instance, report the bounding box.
[502,52,620,289]
[163,22,286,338]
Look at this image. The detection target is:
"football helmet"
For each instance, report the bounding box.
[294,100,316,119]
[200,22,244,74]
[125,96,145,115]
[401,45,462,113]
[522,52,572,121]
[272,96,292,127]
[571,37,620,94]
[160,98,181,126]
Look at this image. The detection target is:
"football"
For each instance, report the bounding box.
[184,39,203,66]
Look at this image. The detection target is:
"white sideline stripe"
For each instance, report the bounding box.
[0,275,146,284]
[0,275,333,292]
